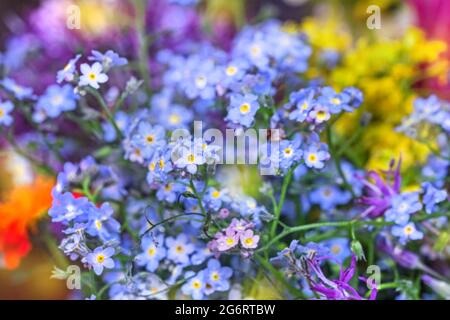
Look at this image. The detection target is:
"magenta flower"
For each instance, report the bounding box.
[308,255,377,300]
[358,158,402,219]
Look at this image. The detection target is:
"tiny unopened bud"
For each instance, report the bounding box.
[218,208,230,219]
[351,239,366,261]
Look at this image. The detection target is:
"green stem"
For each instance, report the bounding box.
[189,178,212,238]
[133,0,151,96]
[270,167,294,239]
[258,210,450,253]
[88,88,123,140]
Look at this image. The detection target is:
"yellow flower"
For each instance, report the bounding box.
[362,124,430,171]
[74,0,129,37]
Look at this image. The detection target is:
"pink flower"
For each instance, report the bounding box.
[216,229,239,252]
[218,208,229,219]
[239,230,260,249]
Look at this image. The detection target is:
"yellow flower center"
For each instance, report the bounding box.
[148,247,156,256]
[226,66,238,76]
[239,103,250,114]
[244,237,254,246]
[134,148,141,157]
[212,272,220,281]
[404,225,413,235]
[96,254,105,263]
[89,73,97,80]
[164,184,172,191]
[195,76,207,88]
[149,162,156,171]
[169,114,180,124]
[316,110,327,120]
[175,245,184,254]
[159,159,165,169]
[192,280,201,289]
[308,153,318,163]
[331,245,341,254]
[331,98,341,105]
[212,190,220,198]
[95,220,102,230]
[246,199,256,209]
[52,95,64,106]
[301,102,309,110]
[146,135,155,144]
[250,45,261,56]
[225,238,235,246]
[284,147,293,157]
[187,154,195,163]
[0,109,4,117]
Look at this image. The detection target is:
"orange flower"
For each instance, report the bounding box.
[0,176,54,269]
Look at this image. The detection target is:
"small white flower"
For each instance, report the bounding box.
[79,62,109,89]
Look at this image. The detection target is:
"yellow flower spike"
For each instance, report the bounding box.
[299,18,351,52]
[363,125,430,172]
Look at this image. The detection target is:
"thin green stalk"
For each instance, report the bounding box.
[259,210,450,254]
[189,179,212,238]
[270,167,294,239]
[88,88,123,139]
[133,0,151,95]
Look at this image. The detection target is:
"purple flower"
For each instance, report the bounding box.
[49,192,89,224]
[377,238,420,269]
[279,138,303,171]
[0,100,14,126]
[1,78,34,100]
[296,242,330,260]
[422,182,447,214]
[303,146,329,169]
[422,275,450,299]
[181,271,206,300]
[317,87,351,114]
[57,54,81,83]
[324,238,351,264]
[166,234,195,265]
[86,247,115,276]
[88,50,128,70]
[385,192,422,225]
[85,202,121,242]
[287,88,316,122]
[136,234,166,272]
[225,93,259,127]
[358,158,402,219]
[392,222,424,245]
[308,255,377,300]
[204,259,233,295]
[34,84,78,122]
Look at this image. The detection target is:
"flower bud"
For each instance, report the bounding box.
[351,239,366,261]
